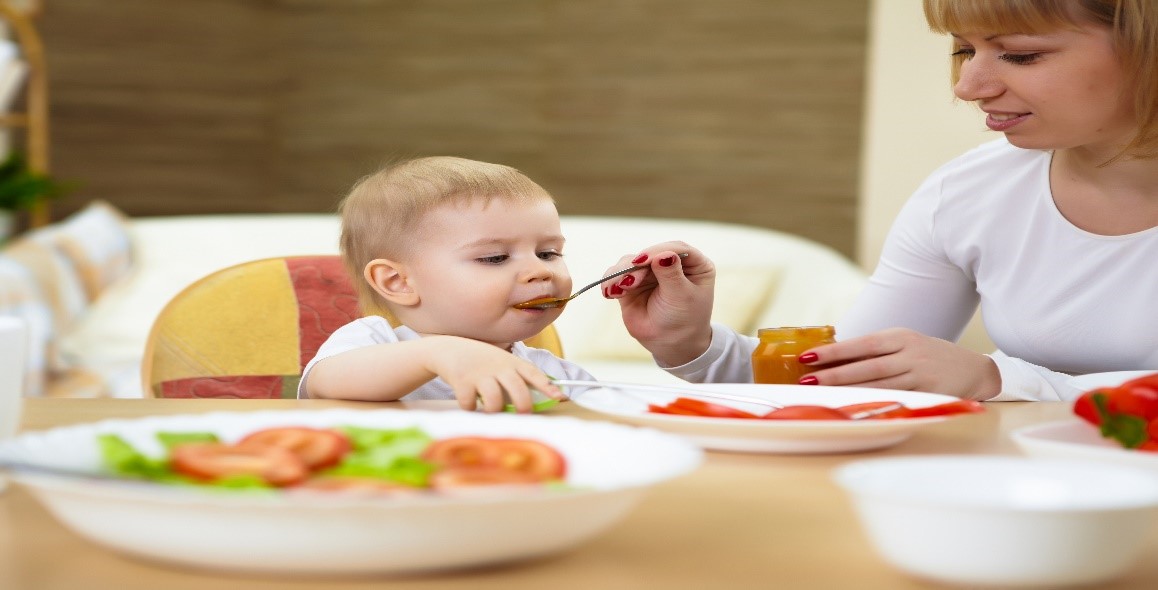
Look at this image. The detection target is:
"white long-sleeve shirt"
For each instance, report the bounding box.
[667,139,1158,401]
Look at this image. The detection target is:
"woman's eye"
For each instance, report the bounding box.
[477,254,508,264]
[950,48,975,59]
[998,52,1042,65]
[537,251,562,261]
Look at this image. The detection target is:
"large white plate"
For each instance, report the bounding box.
[0,409,701,576]
[571,383,973,454]
[1012,419,1158,474]
[1067,371,1157,391]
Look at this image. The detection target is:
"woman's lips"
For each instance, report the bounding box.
[985,112,1030,131]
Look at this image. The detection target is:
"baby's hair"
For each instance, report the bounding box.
[924,0,1158,161]
[338,156,554,316]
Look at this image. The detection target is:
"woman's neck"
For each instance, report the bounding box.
[1050,147,1158,235]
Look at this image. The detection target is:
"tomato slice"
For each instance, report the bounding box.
[422,437,566,483]
[171,442,309,486]
[905,399,985,418]
[236,427,352,470]
[762,405,851,420]
[836,401,913,419]
[648,404,706,416]
[667,397,759,419]
[428,467,544,489]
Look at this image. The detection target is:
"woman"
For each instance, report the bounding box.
[606,0,1158,401]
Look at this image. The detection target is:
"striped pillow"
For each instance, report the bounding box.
[29,200,133,302]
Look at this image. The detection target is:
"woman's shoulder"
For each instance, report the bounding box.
[917,138,1050,210]
[932,138,1048,184]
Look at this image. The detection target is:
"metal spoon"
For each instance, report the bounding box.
[514,253,688,310]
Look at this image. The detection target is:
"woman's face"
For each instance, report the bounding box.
[950,23,1135,155]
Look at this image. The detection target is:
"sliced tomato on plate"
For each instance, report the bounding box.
[762,405,851,420]
[427,467,545,489]
[422,437,566,485]
[904,399,985,418]
[668,397,760,419]
[171,442,309,486]
[236,426,352,469]
[648,404,707,417]
[835,401,913,419]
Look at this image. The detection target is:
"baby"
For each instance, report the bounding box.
[299,156,594,411]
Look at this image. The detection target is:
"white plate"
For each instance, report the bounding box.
[1067,370,1157,391]
[571,383,973,454]
[0,409,701,576]
[1012,419,1158,473]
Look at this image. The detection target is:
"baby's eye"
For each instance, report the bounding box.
[538,250,563,261]
[477,254,509,264]
[998,52,1042,65]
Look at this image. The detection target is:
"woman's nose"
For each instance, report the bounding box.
[953,57,1002,103]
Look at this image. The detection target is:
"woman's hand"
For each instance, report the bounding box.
[798,328,1002,400]
[603,242,717,367]
[427,338,565,413]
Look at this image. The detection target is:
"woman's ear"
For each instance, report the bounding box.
[365,259,420,307]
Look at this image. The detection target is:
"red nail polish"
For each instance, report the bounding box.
[798,352,818,364]
[798,375,819,386]
[658,256,676,267]
[609,284,624,295]
[618,275,635,287]
[602,286,610,298]
[631,254,648,264]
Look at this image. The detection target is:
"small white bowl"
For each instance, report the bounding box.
[834,456,1158,587]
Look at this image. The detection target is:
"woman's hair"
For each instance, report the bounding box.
[338,156,554,316]
[924,0,1158,159]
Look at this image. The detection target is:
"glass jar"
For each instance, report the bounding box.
[751,325,836,384]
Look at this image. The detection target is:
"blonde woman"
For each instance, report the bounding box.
[608,0,1158,402]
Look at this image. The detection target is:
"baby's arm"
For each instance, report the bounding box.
[306,336,564,412]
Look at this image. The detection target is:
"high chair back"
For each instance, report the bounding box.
[141,255,562,398]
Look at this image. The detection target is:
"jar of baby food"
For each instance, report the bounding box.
[751,325,836,384]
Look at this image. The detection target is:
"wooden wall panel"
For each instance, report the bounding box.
[39,0,867,255]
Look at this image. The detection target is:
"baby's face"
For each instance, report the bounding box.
[401,198,571,347]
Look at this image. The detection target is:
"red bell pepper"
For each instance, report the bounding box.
[1073,373,1158,450]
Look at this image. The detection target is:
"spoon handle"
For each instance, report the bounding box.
[571,252,689,299]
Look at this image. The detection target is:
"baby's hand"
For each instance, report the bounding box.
[427,338,565,413]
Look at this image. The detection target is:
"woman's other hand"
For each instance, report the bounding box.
[603,242,716,367]
[798,328,1002,400]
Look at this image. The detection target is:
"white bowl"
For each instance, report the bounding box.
[1013,419,1158,473]
[1067,370,1156,391]
[834,456,1158,587]
[0,409,702,576]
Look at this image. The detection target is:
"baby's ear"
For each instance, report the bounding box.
[365,259,419,306]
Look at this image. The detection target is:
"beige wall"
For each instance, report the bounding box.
[858,0,995,352]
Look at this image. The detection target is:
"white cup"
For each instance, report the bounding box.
[0,316,27,493]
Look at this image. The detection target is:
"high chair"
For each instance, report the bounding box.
[141,255,562,398]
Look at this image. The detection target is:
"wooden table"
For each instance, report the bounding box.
[3,399,1158,590]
